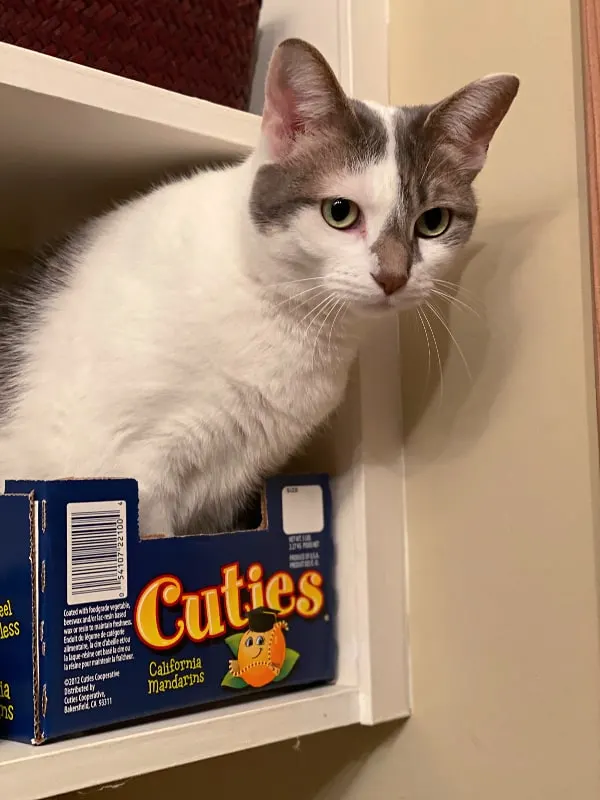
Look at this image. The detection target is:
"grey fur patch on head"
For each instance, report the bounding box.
[377,76,518,265]
[250,99,387,232]
[380,104,479,260]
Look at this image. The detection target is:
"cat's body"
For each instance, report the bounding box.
[0,162,357,534]
[0,40,519,535]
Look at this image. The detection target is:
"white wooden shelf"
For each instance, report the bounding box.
[0,42,263,254]
[0,42,261,167]
[1,686,358,800]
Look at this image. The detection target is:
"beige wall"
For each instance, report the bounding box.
[391,0,600,795]
[61,0,600,797]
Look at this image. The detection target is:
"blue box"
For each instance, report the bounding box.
[0,474,335,744]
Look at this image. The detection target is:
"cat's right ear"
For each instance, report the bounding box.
[261,38,349,160]
[424,74,520,174]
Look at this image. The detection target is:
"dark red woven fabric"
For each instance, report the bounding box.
[0,0,261,110]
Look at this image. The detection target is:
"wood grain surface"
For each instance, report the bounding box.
[581,0,600,420]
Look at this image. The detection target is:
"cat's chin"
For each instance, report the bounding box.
[353,295,421,317]
[359,303,394,316]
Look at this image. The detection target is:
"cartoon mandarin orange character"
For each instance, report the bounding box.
[229,607,289,688]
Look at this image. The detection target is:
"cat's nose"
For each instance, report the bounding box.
[371,271,408,296]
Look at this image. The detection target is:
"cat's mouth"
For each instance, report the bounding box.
[359,294,426,316]
[361,290,416,310]
[353,296,397,316]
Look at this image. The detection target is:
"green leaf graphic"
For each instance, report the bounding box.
[221,671,248,690]
[225,633,243,657]
[273,649,300,682]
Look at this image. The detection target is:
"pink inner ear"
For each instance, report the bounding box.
[262,74,304,160]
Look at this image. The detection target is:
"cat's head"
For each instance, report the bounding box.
[249,38,518,314]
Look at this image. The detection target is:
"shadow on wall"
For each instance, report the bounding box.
[399,208,554,465]
[62,722,402,800]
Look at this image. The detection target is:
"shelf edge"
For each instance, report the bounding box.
[2,685,359,800]
[0,43,261,151]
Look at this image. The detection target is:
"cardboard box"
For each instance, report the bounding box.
[0,474,335,743]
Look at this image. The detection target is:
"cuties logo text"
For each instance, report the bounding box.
[134,562,325,651]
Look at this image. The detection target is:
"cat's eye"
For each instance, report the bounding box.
[415,208,452,238]
[321,197,360,230]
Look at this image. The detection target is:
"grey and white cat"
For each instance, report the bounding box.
[0,39,518,536]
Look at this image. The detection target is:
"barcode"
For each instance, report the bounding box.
[66,501,128,605]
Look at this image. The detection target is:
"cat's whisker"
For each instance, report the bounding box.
[332,300,354,348]
[307,296,339,370]
[286,289,331,339]
[298,293,337,342]
[272,283,328,310]
[430,286,473,306]
[416,307,432,390]
[311,297,341,371]
[431,279,483,314]
[430,288,481,319]
[431,282,477,301]
[432,279,480,302]
[311,295,339,343]
[327,299,347,355]
[265,276,328,289]
[420,305,444,404]
[321,298,344,357]
[432,278,461,289]
[425,301,472,382]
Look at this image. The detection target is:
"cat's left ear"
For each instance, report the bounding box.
[261,38,349,160]
[425,74,520,173]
